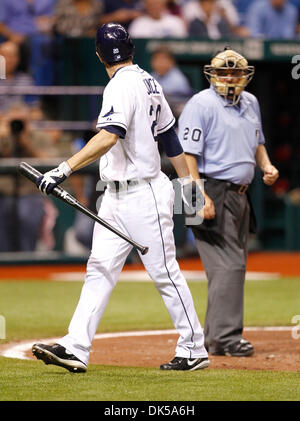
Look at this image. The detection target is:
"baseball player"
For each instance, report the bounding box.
[178,47,279,357]
[31,23,209,373]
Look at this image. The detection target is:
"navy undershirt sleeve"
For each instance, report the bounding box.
[103,125,126,139]
[158,126,184,157]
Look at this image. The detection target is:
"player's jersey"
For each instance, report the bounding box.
[96,64,175,181]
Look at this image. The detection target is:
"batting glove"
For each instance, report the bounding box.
[36,161,72,195]
[179,175,205,215]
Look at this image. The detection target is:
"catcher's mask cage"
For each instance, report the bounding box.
[204,47,255,106]
[96,23,134,65]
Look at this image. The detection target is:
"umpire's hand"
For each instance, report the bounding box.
[203,192,215,219]
[36,161,72,195]
[263,164,279,186]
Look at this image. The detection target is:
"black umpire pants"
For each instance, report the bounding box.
[192,182,250,353]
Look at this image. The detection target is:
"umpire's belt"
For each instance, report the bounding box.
[107,179,149,193]
[199,174,248,195]
[226,182,248,195]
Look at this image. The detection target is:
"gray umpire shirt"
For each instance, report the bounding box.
[178,85,265,185]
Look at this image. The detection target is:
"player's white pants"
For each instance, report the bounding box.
[58,172,207,365]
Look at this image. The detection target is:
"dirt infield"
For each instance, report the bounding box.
[88,330,300,372]
[16,329,299,372]
[1,252,300,280]
[1,252,300,372]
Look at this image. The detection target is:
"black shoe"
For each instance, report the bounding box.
[160,356,210,371]
[32,343,87,373]
[211,339,254,357]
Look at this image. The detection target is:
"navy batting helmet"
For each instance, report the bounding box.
[96,23,134,64]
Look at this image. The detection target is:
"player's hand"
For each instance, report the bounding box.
[203,193,215,219]
[263,165,279,186]
[36,161,72,195]
[180,176,205,216]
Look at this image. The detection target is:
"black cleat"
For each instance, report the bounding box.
[211,339,254,357]
[160,356,210,371]
[32,343,87,373]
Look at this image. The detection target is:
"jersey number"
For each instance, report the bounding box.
[183,127,202,142]
[149,104,161,138]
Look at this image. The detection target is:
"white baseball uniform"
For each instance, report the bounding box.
[57,64,207,365]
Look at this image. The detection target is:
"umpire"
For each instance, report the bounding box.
[178,47,279,357]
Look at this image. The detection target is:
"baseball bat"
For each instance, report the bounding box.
[18,162,149,255]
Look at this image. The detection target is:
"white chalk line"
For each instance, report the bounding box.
[50,270,280,282]
[0,327,293,361]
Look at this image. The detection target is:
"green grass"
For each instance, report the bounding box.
[244,277,300,326]
[1,358,300,401]
[0,278,300,401]
[0,279,299,342]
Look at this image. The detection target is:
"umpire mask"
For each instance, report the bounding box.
[204,47,255,106]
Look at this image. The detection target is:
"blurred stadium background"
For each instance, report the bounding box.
[0,0,300,271]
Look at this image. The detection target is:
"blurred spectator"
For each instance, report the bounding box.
[99,0,143,30]
[287,187,300,204]
[0,0,58,85]
[290,0,300,10]
[0,41,39,115]
[182,0,241,38]
[291,0,300,35]
[128,0,187,38]
[166,0,183,16]
[43,128,74,158]
[245,0,298,39]
[54,0,103,38]
[0,105,58,252]
[150,47,193,97]
[0,0,55,43]
[68,130,99,251]
[232,0,255,25]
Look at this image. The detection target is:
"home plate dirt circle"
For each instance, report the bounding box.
[19,328,300,372]
[88,330,300,371]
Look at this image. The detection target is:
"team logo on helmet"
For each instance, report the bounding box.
[204,47,255,105]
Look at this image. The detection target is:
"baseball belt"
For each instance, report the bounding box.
[226,182,248,195]
[199,173,248,195]
[107,178,151,193]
